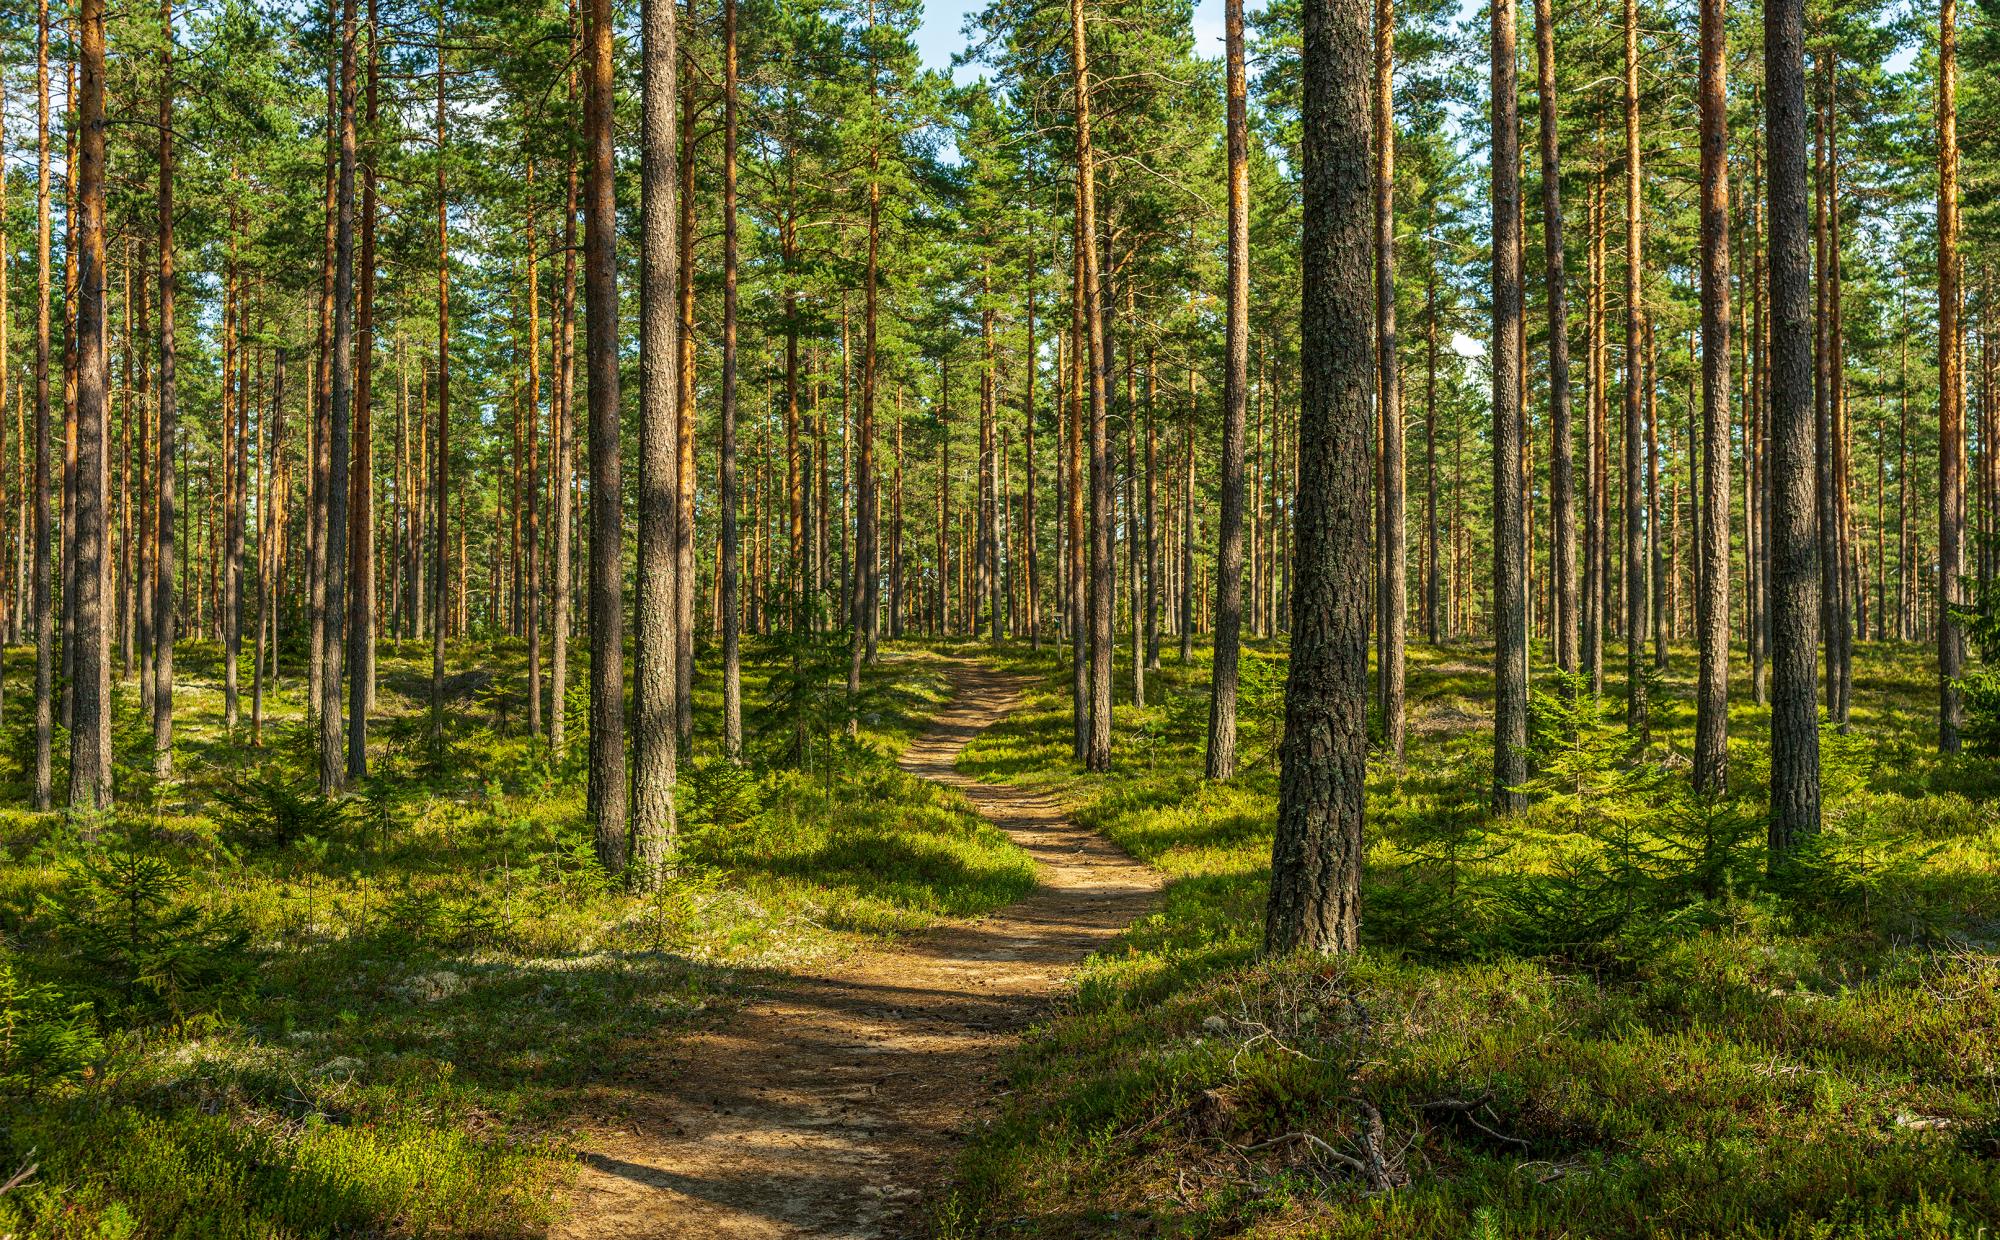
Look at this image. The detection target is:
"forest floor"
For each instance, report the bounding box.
[555,663,1159,1238]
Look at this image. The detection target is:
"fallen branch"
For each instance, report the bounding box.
[1421,1095,1531,1152]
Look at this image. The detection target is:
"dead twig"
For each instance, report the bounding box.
[1421,1095,1532,1152]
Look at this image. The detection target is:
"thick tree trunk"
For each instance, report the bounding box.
[1491,0,1528,809]
[1207,0,1251,781]
[1766,0,1822,857]
[1267,0,1371,955]
[633,0,682,883]
[584,0,628,865]
[69,0,112,808]
[1694,0,1732,792]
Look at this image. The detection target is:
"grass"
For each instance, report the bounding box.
[938,636,2000,1238]
[0,633,1035,1238]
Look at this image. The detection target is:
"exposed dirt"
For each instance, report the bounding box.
[554,663,1162,1239]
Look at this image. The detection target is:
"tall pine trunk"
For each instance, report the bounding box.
[1491,0,1528,809]
[1206,0,1250,781]
[1693,0,1731,792]
[634,0,682,882]
[1939,0,1965,753]
[1374,0,1405,761]
[1267,0,1371,954]
[584,0,628,865]
[1766,0,1822,857]
[70,0,112,807]
[1534,0,1576,683]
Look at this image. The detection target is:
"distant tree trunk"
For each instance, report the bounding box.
[524,164,543,738]
[584,0,628,866]
[1144,343,1159,670]
[1765,0,1821,858]
[1267,0,1370,955]
[1068,229,1088,758]
[1584,165,1606,694]
[33,0,55,807]
[348,0,380,775]
[319,0,358,795]
[718,0,741,757]
[1534,0,1576,682]
[845,135,881,733]
[1491,0,1528,809]
[1207,0,1250,781]
[1072,0,1113,773]
[69,0,112,808]
[633,0,682,884]
[1939,0,1965,754]
[1622,0,1647,741]
[550,63,580,758]
[1693,0,1731,792]
[222,249,242,733]
[149,0,177,788]
[430,28,451,748]
[1374,0,1406,761]
[1647,318,1665,672]
[254,348,286,745]
[675,48,698,746]
[1424,262,1440,643]
[1025,283,1041,650]
[978,274,996,641]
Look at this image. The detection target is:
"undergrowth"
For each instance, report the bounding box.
[942,639,2000,1239]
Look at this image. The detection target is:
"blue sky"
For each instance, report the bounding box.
[913,0,1245,80]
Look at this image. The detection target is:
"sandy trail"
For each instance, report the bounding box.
[555,663,1161,1239]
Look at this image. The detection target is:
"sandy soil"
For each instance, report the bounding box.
[553,662,1162,1238]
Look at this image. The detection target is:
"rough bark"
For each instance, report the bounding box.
[1374,0,1406,761]
[1694,0,1731,792]
[1491,0,1528,809]
[1939,0,1965,753]
[69,0,112,808]
[1766,0,1822,857]
[1534,0,1576,682]
[633,0,683,887]
[1207,0,1251,782]
[1266,0,1371,956]
[585,0,628,866]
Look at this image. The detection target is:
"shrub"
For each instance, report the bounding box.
[0,960,98,1096]
[213,770,353,850]
[44,850,251,1027]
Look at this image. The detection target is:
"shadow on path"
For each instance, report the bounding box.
[554,662,1161,1239]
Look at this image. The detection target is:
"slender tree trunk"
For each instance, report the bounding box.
[1491,0,1528,808]
[1267,0,1370,955]
[1025,283,1041,650]
[550,59,579,758]
[1534,0,1576,682]
[1694,0,1732,792]
[1939,0,1965,753]
[430,34,451,742]
[584,0,628,865]
[318,0,358,794]
[1622,0,1647,740]
[633,0,682,882]
[718,0,741,756]
[675,45,698,746]
[150,0,178,787]
[1373,0,1406,759]
[33,0,55,807]
[1766,0,1822,857]
[348,0,380,773]
[1207,0,1251,781]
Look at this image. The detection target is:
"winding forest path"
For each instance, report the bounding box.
[555,663,1161,1239]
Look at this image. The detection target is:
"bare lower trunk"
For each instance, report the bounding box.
[1267,0,1371,955]
[1207,0,1250,782]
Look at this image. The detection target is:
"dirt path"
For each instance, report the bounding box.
[555,663,1161,1239]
